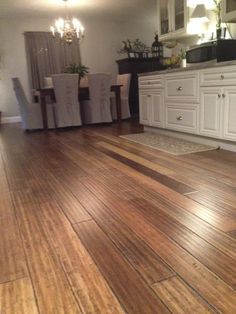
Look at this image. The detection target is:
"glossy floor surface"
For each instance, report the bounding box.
[0,121,236,313]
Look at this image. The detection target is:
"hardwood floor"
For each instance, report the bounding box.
[0,120,236,313]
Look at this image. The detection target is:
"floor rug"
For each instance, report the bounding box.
[120,132,217,155]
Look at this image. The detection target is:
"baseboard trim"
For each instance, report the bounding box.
[1,116,22,124]
[144,126,236,153]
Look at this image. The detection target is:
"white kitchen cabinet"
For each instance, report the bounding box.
[200,88,222,138]
[139,91,164,128]
[166,105,198,133]
[139,93,150,126]
[223,88,236,141]
[157,0,188,40]
[222,0,236,22]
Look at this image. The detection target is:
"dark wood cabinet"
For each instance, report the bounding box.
[116,58,165,115]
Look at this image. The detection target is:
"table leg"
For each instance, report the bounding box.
[40,95,48,130]
[115,88,122,123]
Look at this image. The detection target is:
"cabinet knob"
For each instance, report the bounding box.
[218,94,221,98]
[177,86,183,91]
[148,81,151,84]
[177,115,183,121]
[221,75,224,80]
[147,94,151,97]
[222,93,226,98]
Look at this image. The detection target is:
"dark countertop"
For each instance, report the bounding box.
[138,60,236,77]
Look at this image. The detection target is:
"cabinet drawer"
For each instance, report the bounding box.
[166,106,198,133]
[139,75,163,89]
[201,66,236,86]
[165,73,198,102]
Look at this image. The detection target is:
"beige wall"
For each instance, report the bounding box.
[0,11,157,118]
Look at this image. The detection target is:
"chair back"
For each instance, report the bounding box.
[12,78,30,129]
[86,73,112,123]
[51,74,81,127]
[88,73,111,102]
[44,77,53,87]
[117,73,131,98]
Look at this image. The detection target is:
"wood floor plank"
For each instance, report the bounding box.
[83,172,236,260]
[0,156,27,283]
[37,201,125,314]
[73,177,236,313]
[62,179,174,285]
[130,198,236,288]
[152,276,215,314]
[1,121,236,314]
[0,278,39,314]
[96,142,196,195]
[11,191,82,314]
[74,220,170,314]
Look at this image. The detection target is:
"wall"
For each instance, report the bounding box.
[0,12,157,119]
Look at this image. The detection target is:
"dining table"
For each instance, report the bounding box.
[37,85,123,130]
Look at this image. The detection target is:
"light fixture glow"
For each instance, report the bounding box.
[191,4,209,23]
[50,0,85,44]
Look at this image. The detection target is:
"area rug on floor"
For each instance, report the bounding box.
[120,132,217,155]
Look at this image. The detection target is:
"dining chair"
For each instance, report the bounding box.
[81,73,112,124]
[12,78,55,130]
[51,74,82,128]
[111,73,131,120]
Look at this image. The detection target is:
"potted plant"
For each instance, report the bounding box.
[213,0,226,39]
[64,63,89,83]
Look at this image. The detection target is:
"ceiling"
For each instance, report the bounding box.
[0,0,157,20]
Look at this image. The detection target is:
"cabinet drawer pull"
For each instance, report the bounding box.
[147,94,151,97]
[147,81,151,84]
[177,115,183,121]
[221,75,224,80]
[177,86,183,91]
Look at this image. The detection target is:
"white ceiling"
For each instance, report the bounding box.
[0,0,157,20]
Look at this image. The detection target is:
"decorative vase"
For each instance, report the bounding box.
[181,59,186,68]
[216,27,226,40]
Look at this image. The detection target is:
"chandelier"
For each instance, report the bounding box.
[50,0,85,44]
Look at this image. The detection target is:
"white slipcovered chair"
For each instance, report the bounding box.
[51,74,82,128]
[81,73,112,124]
[111,73,131,120]
[12,77,55,130]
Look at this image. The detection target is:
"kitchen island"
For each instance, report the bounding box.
[138,60,236,150]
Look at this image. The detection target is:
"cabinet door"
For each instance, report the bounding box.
[139,93,150,126]
[174,0,185,31]
[222,0,236,22]
[159,0,171,36]
[150,92,164,127]
[223,88,236,141]
[200,88,222,138]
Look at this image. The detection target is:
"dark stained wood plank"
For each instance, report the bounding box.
[0,278,39,314]
[96,143,196,195]
[74,220,170,314]
[152,276,214,314]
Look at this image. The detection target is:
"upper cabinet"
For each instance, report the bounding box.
[222,0,236,22]
[158,0,188,40]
